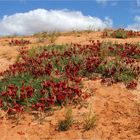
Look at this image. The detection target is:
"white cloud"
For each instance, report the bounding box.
[126,16,140,31]
[0,9,113,35]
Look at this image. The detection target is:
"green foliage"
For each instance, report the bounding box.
[0,40,139,114]
[115,31,127,39]
[114,68,136,83]
[103,29,140,39]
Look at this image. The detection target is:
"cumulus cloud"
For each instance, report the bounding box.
[0,9,113,36]
[126,16,140,31]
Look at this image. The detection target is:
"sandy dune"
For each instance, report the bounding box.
[0,31,140,140]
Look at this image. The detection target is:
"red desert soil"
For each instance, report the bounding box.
[0,31,140,140]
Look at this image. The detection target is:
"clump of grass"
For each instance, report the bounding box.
[83,108,96,131]
[33,32,48,38]
[58,108,74,131]
[49,32,60,44]
[34,32,48,43]
[37,37,46,43]
[115,30,127,39]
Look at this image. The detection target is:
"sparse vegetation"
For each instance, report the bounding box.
[0,29,140,140]
[102,29,140,39]
[83,108,96,131]
[58,108,74,131]
[48,32,60,44]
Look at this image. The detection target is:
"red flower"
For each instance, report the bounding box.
[20,85,34,99]
[0,99,3,107]
[1,91,6,97]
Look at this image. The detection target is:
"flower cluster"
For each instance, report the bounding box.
[102,29,140,38]
[9,39,30,46]
[0,40,139,114]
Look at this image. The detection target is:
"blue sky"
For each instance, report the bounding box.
[0,0,140,35]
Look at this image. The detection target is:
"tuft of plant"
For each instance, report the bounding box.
[49,32,60,44]
[37,37,46,43]
[35,32,48,43]
[114,29,127,39]
[58,108,74,131]
[83,108,96,131]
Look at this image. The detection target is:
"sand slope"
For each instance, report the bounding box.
[0,31,140,140]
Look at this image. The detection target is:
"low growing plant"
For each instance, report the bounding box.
[0,40,139,115]
[83,108,96,131]
[58,108,74,131]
